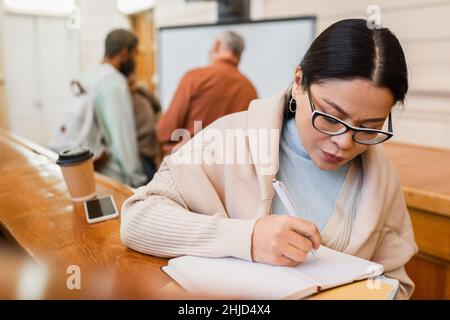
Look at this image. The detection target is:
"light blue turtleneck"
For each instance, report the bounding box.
[271,118,350,231]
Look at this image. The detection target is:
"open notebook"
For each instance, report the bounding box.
[162,246,391,300]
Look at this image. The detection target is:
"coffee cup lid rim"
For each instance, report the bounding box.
[56,147,93,166]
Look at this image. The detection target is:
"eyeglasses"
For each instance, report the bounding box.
[306,87,393,145]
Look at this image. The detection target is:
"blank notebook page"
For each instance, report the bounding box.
[291,246,384,289]
[165,255,318,299]
[163,246,384,299]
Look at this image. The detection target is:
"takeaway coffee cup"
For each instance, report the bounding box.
[57,147,96,202]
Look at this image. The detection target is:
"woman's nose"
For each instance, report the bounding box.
[330,130,354,150]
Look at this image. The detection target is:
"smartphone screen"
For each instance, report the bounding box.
[85,197,117,220]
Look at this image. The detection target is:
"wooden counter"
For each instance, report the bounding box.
[384,142,450,299]
[0,129,190,299]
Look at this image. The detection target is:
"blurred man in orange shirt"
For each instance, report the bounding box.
[157,30,257,155]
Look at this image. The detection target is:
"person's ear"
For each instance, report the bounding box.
[118,47,129,62]
[209,39,220,62]
[213,39,221,53]
[129,47,137,59]
[294,66,303,87]
[292,66,303,97]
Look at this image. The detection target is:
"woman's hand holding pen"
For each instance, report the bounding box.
[251,215,321,267]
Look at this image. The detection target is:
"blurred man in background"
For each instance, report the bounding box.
[156,30,258,155]
[124,69,163,182]
[80,29,146,187]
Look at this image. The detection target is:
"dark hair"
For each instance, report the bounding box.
[104,29,138,58]
[285,19,408,120]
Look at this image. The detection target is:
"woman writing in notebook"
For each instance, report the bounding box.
[120,19,418,299]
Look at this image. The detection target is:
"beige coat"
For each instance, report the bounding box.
[121,91,418,299]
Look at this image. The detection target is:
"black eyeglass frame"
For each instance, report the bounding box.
[305,86,394,145]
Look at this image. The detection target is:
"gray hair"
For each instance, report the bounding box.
[218,30,245,57]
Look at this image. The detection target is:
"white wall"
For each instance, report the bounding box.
[77,0,130,70]
[0,1,8,129]
[2,13,81,145]
[153,0,450,150]
[0,0,130,144]
[154,0,217,27]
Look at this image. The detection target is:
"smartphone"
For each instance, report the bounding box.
[84,196,119,224]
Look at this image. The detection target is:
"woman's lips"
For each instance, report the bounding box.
[321,150,345,163]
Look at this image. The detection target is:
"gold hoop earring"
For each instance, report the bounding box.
[289,97,297,113]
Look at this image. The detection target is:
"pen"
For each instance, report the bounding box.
[272,179,319,260]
